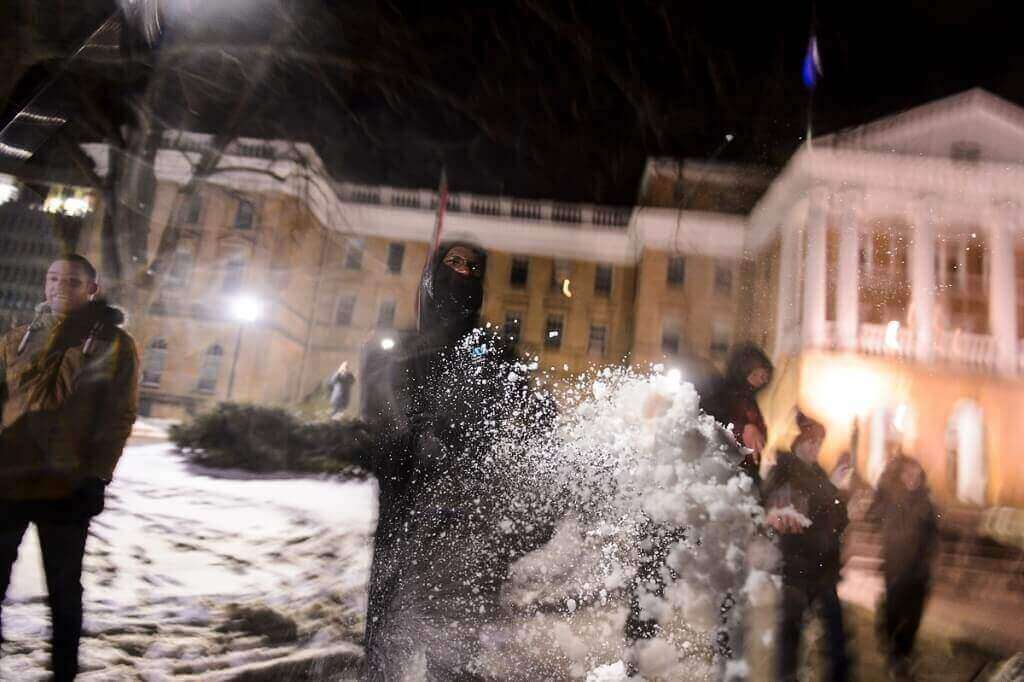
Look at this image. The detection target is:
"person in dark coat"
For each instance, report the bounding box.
[327,361,355,416]
[867,454,938,679]
[359,241,554,680]
[702,343,773,485]
[763,412,850,682]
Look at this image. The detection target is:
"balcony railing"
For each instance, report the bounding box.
[811,321,1016,375]
[334,182,633,229]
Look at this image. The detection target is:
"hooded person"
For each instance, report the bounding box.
[763,412,850,682]
[701,343,773,485]
[359,241,556,681]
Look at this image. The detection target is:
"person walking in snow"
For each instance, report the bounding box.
[763,412,850,682]
[702,343,773,486]
[359,241,555,680]
[0,254,139,681]
[327,361,355,416]
[867,454,938,679]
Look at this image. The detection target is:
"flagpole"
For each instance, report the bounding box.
[416,167,449,331]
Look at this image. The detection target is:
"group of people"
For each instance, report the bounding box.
[0,248,940,681]
[700,346,939,681]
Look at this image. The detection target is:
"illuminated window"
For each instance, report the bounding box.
[544,315,563,349]
[196,345,223,393]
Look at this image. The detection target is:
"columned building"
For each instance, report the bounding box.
[750,88,1024,507]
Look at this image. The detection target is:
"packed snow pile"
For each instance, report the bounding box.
[483,366,769,680]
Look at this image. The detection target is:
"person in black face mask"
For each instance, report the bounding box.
[360,241,556,681]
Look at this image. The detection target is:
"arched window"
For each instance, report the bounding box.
[947,400,986,505]
[197,344,224,393]
[867,403,917,486]
[141,338,168,387]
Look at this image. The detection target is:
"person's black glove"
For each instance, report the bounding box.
[73,477,108,518]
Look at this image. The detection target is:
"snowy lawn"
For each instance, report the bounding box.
[2,442,375,680]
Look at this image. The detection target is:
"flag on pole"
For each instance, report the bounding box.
[802,35,823,90]
[416,168,449,330]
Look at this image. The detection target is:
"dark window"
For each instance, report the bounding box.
[387,242,405,273]
[594,265,613,297]
[588,324,607,356]
[661,331,680,355]
[234,199,255,229]
[344,239,364,270]
[544,316,563,349]
[141,338,168,387]
[714,265,733,296]
[183,193,202,223]
[377,300,396,328]
[222,258,245,292]
[503,311,523,340]
[197,345,223,393]
[335,295,356,326]
[667,256,686,286]
[510,257,529,288]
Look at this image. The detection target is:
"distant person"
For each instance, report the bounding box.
[702,343,773,485]
[327,361,355,416]
[763,412,850,682]
[867,455,939,679]
[0,254,139,680]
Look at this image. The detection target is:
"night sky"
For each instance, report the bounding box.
[3,1,1023,204]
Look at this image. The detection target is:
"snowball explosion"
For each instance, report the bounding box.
[369,328,771,680]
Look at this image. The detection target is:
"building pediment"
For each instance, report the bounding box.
[821,88,1024,165]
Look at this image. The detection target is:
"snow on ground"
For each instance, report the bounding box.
[1,442,376,680]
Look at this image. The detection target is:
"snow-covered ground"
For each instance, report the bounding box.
[2,442,376,680]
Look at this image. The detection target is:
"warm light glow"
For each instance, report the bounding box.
[561,278,573,298]
[42,194,93,217]
[666,368,682,384]
[229,295,262,323]
[800,360,885,425]
[884,321,901,350]
[0,176,17,204]
[380,337,395,350]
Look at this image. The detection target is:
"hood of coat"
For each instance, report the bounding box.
[417,240,488,339]
[723,343,773,394]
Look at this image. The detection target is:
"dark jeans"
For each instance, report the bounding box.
[778,581,849,682]
[881,572,929,665]
[0,501,91,682]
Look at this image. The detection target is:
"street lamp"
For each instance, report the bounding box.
[226,294,262,400]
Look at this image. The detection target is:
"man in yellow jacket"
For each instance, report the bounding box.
[0,254,139,681]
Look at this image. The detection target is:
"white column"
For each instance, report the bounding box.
[774,221,798,354]
[989,201,1019,375]
[909,198,937,362]
[836,189,862,351]
[802,186,829,348]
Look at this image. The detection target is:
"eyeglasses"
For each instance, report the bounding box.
[443,254,482,276]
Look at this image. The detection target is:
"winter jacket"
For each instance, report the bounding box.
[0,301,139,500]
[360,242,557,677]
[702,345,772,484]
[867,458,939,582]
[763,451,849,590]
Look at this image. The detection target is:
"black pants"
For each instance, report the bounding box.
[0,502,91,682]
[778,581,849,682]
[881,572,929,665]
[624,522,684,643]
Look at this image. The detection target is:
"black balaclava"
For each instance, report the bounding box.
[418,241,487,340]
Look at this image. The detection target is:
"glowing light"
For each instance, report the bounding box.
[884,321,901,351]
[229,295,262,323]
[561,279,573,298]
[0,176,17,204]
[666,368,682,384]
[43,195,93,217]
[380,337,395,350]
[548,330,560,338]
